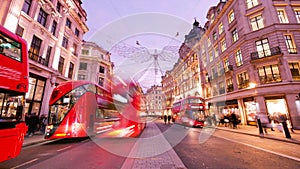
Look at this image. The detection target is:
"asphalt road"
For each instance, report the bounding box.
[1,120,299,169]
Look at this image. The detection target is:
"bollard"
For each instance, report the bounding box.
[281,121,291,138]
[257,118,264,136]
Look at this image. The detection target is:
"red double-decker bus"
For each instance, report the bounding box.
[45,80,146,139]
[0,25,28,162]
[172,96,206,127]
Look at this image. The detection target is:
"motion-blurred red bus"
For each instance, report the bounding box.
[45,80,146,139]
[109,78,146,137]
[0,25,28,162]
[172,96,206,127]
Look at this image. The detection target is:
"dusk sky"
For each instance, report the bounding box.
[81,0,220,90]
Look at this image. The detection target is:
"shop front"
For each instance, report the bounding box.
[24,73,46,116]
[243,97,257,125]
[265,96,292,129]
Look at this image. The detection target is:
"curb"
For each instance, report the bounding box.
[216,127,300,145]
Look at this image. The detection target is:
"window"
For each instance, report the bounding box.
[277,10,289,23]
[218,23,224,34]
[214,46,219,58]
[256,38,270,58]
[226,78,234,92]
[62,36,68,48]
[29,35,42,61]
[289,62,300,80]
[51,21,57,36]
[221,39,227,52]
[0,32,22,62]
[66,18,72,29]
[228,10,235,23]
[219,81,225,94]
[22,0,32,15]
[37,8,48,27]
[16,25,24,37]
[250,15,264,31]
[284,35,297,54]
[68,62,74,79]
[75,28,80,37]
[209,50,213,62]
[207,38,211,47]
[58,56,65,74]
[246,0,259,9]
[202,54,207,67]
[79,62,87,70]
[82,49,89,55]
[78,74,86,80]
[72,43,77,56]
[295,10,300,23]
[232,29,239,42]
[99,65,105,74]
[258,64,281,84]
[56,2,61,13]
[217,62,223,76]
[237,72,249,89]
[44,46,51,66]
[224,57,230,72]
[235,49,243,66]
[98,77,104,86]
[213,32,217,41]
[210,13,215,23]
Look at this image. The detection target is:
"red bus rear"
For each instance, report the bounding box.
[172,96,206,127]
[45,80,145,139]
[0,25,28,162]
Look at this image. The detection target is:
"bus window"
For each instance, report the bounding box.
[0,94,23,118]
[0,33,22,62]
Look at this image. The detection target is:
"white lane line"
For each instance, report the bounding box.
[81,139,89,143]
[215,135,300,162]
[11,158,38,169]
[57,145,72,152]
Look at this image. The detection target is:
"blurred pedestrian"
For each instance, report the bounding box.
[28,112,38,136]
[164,115,167,124]
[167,114,171,124]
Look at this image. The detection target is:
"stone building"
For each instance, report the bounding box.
[145,85,163,116]
[199,0,300,128]
[78,41,113,91]
[0,0,88,116]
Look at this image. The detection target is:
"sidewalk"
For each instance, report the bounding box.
[121,120,187,169]
[215,124,300,145]
[23,131,47,147]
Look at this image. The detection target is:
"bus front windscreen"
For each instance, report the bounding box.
[48,86,86,125]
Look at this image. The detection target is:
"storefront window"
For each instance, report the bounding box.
[244,101,257,122]
[25,76,46,115]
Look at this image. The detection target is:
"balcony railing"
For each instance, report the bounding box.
[259,74,282,84]
[29,52,49,66]
[238,80,249,89]
[227,84,234,92]
[250,46,282,61]
[292,75,300,80]
[224,65,233,72]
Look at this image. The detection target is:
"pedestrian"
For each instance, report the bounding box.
[163,115,167,124]
[257,113,269,134]
[267,113,275,131]
[167,114,171,124]
[28,112,38,136]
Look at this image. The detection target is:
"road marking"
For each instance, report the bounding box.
[11,158,38,169]
[215,135,300,162]
[57,145,72,152]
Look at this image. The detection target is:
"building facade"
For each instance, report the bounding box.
[199,0,300,128]
[0,0,88,116]
[78,41,113,91]
[145,85,163,116]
